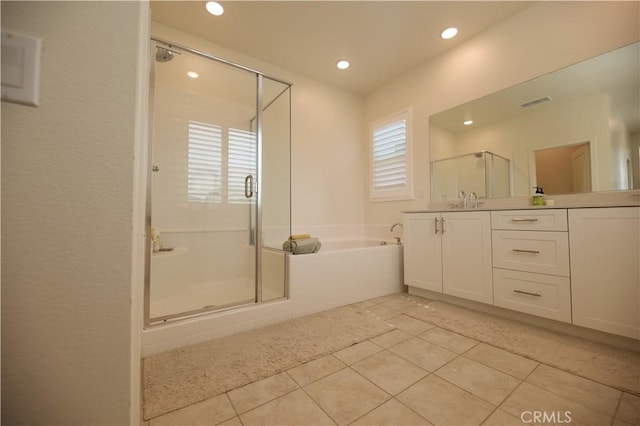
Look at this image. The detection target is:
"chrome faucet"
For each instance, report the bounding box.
[390,223,403,232]
[390,223,403,245]
[468,192,478,209]
[458,191,467,209]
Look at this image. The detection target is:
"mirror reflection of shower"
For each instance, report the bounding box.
[145,40,291,325]
[431,150,511,201]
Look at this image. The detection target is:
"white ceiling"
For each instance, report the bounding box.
[150,1,534,95]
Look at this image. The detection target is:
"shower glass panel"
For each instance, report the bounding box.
[147,41,270,323]
[260,78,291,302]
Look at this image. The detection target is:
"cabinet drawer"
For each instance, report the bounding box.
[491,209,567,231]
[493,268,571,323]
[492,230,569,276]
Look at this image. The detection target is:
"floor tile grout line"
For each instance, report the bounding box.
[233,384,303,421]
[521,362,624,418]
[428,353,516,409]
[346,362,395,400]
[224,392,241,421]
[384,336,460,375]
[609,393,622,426]
[350,348,431,397]
[297,386,339,426]
[479,406,503,426]
[228,372,301,417]
[495,380,528,419]
[456,352,535,383]
[298,365,380,426]
[517,378,617,422]
[391,394,438,426]
[285,354,347,388]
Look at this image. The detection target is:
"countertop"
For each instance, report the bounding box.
[405,190,640,213]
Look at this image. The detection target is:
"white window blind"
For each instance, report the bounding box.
[370,109,412,201]
[188,121,222,203]
[228,128,256,203]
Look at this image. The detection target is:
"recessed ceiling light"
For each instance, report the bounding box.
[463,120,473,126]
[441,27,458,40]
[205,1,224,16]
[187,71,199,79]
[336,60,350,70]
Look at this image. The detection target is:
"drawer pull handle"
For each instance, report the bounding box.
[513,289,542,297]
[511,218,539,222]
[512,249,540,254]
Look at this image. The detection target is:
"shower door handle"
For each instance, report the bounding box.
[244,175,254,198]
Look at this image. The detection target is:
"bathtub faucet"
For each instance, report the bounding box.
[390,223,403,245]
[390,223,403,232]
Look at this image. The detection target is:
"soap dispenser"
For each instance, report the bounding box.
[532,187,545,206]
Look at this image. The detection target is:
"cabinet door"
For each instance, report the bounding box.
[569,207,640,339]
[404,213,442,292]
[442,211,493,303]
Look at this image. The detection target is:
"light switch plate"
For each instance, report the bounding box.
[2,30,41,106]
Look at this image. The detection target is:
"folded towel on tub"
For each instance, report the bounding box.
[290,233,312,240]
[283,237,322,254]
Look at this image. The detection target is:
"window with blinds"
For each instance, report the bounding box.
[188,121,222,203]
[370,109,413,201]
[187,121,257,204]
[228,128,257,203]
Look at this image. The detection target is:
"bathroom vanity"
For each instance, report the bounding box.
[403,202,640,341]
[414,41,640,344]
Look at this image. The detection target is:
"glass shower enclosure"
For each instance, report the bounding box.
[145,39,291,325]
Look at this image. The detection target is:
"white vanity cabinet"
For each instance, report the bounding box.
[491,209,571,323]
[569,207,640,340]
[404,211,493,304]
[404,204,639,340]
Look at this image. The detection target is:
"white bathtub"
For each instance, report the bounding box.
[142,236,404,356]
[319,239,400,251]
[287,238,404,314]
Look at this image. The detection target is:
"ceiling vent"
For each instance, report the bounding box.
[520,96,552,108]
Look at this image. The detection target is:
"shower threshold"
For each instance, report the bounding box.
[147,298,256,326]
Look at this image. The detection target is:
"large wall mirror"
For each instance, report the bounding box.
[429,42,639,201]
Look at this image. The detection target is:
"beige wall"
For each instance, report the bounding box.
[1,2,146,424]
[364,1,640,225]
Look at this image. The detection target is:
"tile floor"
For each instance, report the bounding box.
[144,293,640,426]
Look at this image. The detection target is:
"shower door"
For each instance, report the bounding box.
[147,42,261,322]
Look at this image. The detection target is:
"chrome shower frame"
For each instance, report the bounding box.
[144,38,292,326]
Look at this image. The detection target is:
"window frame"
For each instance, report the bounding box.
[369,108,413,202]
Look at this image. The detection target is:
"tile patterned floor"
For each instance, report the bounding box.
[144,293,640,426]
